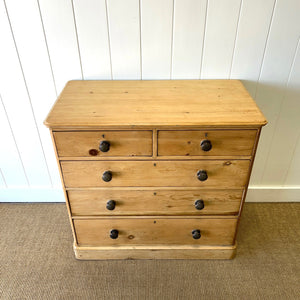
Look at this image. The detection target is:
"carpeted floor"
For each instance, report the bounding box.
[0,203,299,300]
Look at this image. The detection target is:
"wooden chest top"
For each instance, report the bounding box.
[44,80,267,129]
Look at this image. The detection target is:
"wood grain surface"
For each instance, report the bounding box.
[158,129,257,156]
[44,80,267,128]
[54,130,152,157]
[61,160,250,188]
[74,243,237,260]
[68,189,243,216]
[74,217,237,246]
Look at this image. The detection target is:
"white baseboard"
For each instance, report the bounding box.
[0,188,65,202]
[246,187,300,202]
[0,187,299,203]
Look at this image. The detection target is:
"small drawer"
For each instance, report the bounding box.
[74,218,237,246]
[157,130,257,156]
[53,131,152,157]
[61,160,250,188]
[68,189,243,216]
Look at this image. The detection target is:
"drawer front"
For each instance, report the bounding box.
[74,218,237,246]
[68,189,243,216]
[53,131,152,157]
[158,130,257,156]
[61,160,250,188]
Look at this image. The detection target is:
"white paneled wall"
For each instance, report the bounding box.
[0,0,299,202]
[108,0,141,79]
[201,0,242,78]
[171,0,207,79]
[141,0,173,79]
[73,0,111,79]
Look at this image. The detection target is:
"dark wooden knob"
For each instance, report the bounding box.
[99,140,110,152]
[197,170,208,181]
[195,199,204,210]
[89,149,98,156]
[102,171,112,182]
[192,229,201,239]
[201,139,212,152]
[110,229,118,239]
[106,200,116,210]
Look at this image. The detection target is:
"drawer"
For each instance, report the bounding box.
[61,160,250,188]
[157,130,257,156]
[53,131,152,157]
[68,189,243,216]
[74,218,237,246]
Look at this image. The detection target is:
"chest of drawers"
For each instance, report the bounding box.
[44,80,267,260]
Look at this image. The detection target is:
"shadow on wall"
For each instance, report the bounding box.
[241,79,300,186]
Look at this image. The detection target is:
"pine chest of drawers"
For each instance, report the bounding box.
[44,80,267,260]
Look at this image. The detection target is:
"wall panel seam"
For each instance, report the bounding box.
[229,0,243,78]
[3,2,52,186]
[0,168,7,188]
[139,0,142,79]
[253,0,277,99]
[261,37,300,183]
[71,0,84,80]
[199,0,208,79]
[0,94,29,186]
[105,0,113,80]
[284,131,300,185]
[4,0,53,187]
[170,0,175,79]
[36,0,58,96]
[267,37,300,185]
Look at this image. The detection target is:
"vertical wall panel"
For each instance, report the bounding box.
[0,169,6,188]
[38,0,82,92]
[262,40,300,185]
[201,0,241,78]
[250,0,300,186]
[5,0,61,187]
[107,0,140,79]
[0,97,27,187]
[285,135,300,186]
[230,0,275,96]
[141,0,173,79]
[0,1,51,187]
[73,0,111,79]
[172,0,207,79]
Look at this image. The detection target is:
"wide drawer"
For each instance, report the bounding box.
[68,189,243,216]
[157,130,257,156]
[74,218,237,246]
[53,131,152,157]
[61,160,250,188]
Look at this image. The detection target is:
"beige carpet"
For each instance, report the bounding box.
[0,203,299,300]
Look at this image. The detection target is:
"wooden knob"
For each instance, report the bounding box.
[106,200,116,210]
[99,140,110,152]
[110,229,118,239]
[195,199,204,210]
[197,170,208,181]
[192,229,201,239]
[102,171,112,182]
[200,139,212,151]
